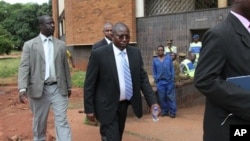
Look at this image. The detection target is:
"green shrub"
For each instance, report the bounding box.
[0,37,13,55]
[0,25,13,55]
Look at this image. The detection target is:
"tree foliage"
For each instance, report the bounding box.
[0,25,13,55]
[0,1,52,51]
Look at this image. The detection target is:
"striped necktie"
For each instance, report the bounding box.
[121,51,133,100]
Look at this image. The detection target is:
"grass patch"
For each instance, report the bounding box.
[71,71,85,88]
[0,58,20,85]
[0,57,86,87]
[0,58,20,78]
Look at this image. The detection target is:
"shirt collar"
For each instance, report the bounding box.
[231,11,250,31]
[112,43,127,56]
[104,37,112,44]
[40,33,53,41]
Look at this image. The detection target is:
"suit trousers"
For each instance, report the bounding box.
[29,84,71,141]
[100,100,130,141]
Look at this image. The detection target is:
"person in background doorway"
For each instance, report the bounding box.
[153,45,176,118]
[188,34,202,64]
[92,22,113,50]
[194,0,250,140]
[18,15,72,141]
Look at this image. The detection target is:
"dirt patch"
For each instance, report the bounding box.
[0,87,84,141]
[0,86,204,141]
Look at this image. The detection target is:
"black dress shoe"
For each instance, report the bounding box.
[161,113,169,117]
[170,114,176,118]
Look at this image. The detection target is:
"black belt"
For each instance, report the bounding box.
[44,82,57,85]
[119,100,130,104]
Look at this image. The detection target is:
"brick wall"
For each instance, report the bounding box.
[64,0,136,46]
[52,0,59,38]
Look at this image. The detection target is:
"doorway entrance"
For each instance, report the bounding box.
[190,29,208,41]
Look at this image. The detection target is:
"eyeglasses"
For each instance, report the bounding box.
[115,34,130,40]
[104,29,112,32]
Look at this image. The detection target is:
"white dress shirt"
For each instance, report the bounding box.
[112,44,130,101]
[40,33,56,82]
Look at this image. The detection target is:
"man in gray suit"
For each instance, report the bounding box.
[194,0,250,141]
[18,15,72,141]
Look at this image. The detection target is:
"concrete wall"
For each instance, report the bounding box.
[137,8,230,74]
[127,81,205,116]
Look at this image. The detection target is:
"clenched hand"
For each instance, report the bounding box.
[19,91,28,104]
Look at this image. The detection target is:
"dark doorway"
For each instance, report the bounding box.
[190,29,209,42]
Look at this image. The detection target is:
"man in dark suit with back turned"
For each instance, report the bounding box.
[92,22,113,50]
[84,22,160,141]
[18,15,72,141]
[194,0,250,141]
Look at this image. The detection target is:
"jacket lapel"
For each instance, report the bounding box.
[106,44,120,88]
[126,46,135,74]
[52,37,59,60]
[241,34,250,49]
[34,36,45,61]
[229,13,250,49]
[102,38,108,45]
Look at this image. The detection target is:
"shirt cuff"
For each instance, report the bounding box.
[19,89,26,92]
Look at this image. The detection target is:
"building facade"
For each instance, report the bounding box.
[52,0,231,72]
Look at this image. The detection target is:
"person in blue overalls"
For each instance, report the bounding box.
[152,45,177,118]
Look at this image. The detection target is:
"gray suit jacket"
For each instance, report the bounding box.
[18,35,71,98]
[194,13,250,141]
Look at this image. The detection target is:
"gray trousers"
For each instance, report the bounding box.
[29,84,72,141]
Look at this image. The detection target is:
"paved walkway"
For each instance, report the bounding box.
[62,105,205,141]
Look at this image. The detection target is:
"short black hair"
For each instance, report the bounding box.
[112,22,129,35]
[38,15,51,25]
[157,45,164,50]
[103,22,113,31]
